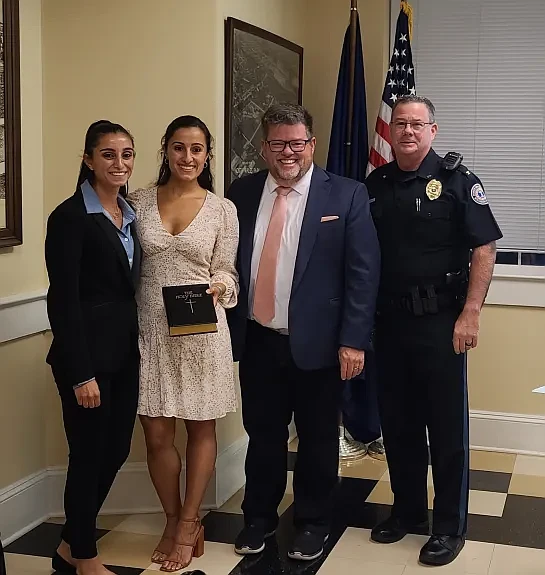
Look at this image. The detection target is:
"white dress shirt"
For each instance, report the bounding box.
[249,163,314,333]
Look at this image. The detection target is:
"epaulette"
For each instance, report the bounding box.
[367,163,391,180]
[457,164,474,178]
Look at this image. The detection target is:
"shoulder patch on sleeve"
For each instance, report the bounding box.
[470,183,488,205]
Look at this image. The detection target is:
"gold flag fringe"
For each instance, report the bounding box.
[400,1,414,42]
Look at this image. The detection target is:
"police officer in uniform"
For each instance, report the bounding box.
[365,95,502,567]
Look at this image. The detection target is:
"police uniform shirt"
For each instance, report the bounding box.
[365,148,503,293]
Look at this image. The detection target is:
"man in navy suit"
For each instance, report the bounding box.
[226,103,380,561]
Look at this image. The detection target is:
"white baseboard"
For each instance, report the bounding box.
[469,410,545,456]
[213,435,249,508]
[0,436,249,546]
[0,291,49,344]
[46,435,249,518]
[0,470,50,546]
[47,463,163,519]
[284,412,545,456]
[0,464,164,546]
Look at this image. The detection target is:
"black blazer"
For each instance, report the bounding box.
[45,190,141,389]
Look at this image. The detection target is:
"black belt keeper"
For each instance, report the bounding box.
[422,285,439,314]
[409,286,424,316]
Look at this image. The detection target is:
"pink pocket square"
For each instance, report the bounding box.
[321,215,339,222]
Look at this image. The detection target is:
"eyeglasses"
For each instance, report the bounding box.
[265,139,312,153]
[391,121,434,132]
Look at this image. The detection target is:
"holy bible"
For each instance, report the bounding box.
[161,284,218,336]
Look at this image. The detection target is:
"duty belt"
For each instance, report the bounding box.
[378,270,468,317]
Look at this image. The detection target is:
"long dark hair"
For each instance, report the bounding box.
[156,115,214,194]
[76,120,135,198]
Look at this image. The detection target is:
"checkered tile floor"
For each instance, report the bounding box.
[6,440,545,574]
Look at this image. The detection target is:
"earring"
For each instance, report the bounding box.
[204,160,209,169]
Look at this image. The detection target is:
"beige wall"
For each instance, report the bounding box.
[223,0,306,49]
[304,0,391,166]
[42,0,219,217]
[0,334,48,489]
[469,306,545,415]
[0,0,44,298]
[0,0,46,490]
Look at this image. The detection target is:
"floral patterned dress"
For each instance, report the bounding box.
[128,187,239,420]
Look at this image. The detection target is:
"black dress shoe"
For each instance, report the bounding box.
[371,517,430,544]
[287,530,329,561]
[234,524,276,555]
[51,552,76,574]
[419,535,465,566]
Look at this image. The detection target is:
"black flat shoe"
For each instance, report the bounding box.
[371,516,429,544]
[287,530,329,561]
[52,552,76,574]
[234,524,276,555]
[419,535,465,566]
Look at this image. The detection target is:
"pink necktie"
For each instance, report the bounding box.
[253,186,292,324]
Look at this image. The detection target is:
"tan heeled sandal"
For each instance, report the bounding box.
[151,536,173,564]
[151,514,179,564]
[160,518,204,572]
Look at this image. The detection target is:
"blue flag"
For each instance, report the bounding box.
[328,14,381,445]
[326,14,368,182]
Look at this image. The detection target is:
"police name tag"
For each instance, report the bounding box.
[471,183,488,205]
[426,179,442,200]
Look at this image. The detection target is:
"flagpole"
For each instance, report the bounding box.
[345,0,358,175]
[338,0,368,461]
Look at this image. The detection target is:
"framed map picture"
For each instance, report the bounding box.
[224,18,303,191]
[0,0,21,248]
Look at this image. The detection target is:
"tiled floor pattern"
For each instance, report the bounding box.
[5,441,545,574]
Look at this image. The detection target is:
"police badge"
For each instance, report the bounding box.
[426,179,442,200]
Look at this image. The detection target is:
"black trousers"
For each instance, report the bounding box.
[375,308,469,536]
[54,354,139,559]
[239,321,341,533]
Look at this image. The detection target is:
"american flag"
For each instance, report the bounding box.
[367,1,416,175]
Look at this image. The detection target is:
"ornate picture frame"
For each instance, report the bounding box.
[224,18,303,191]
[0,0,21,248]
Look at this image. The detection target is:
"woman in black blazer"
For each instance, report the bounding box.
[45,120,141,575]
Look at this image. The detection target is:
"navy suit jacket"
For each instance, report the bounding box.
[226,165,380,371]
